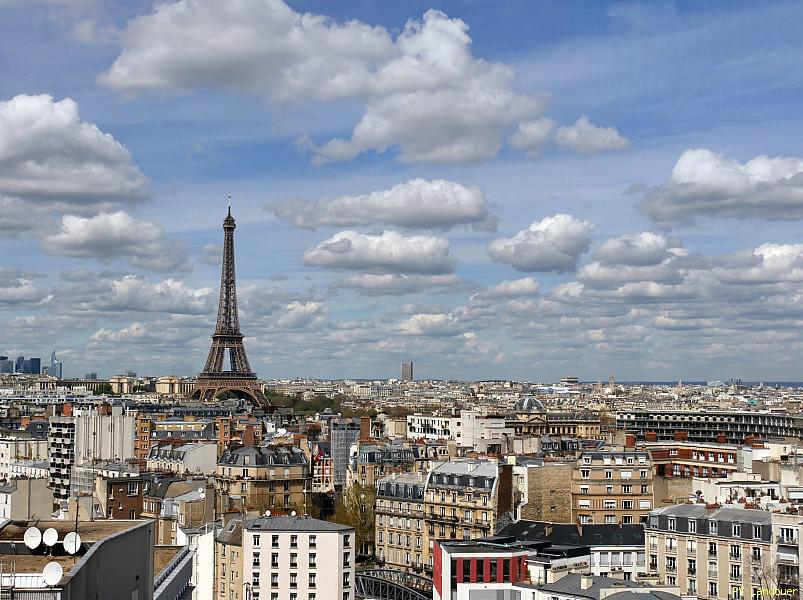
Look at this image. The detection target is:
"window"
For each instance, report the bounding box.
[253,552,261,568]
[271,573,279,587]
[605,515,616,524]
[730,545,741,560]
[342,573,350,586]
[309,553,316,567]
[641,484,649,494]
[709,582,718,597]
[580,515,592,524]
[290,553,298,568]
[290,535,298,548]
[688,520,696,533]
[343,551,351,567]
[668,517,676,531]
[688,579,696,594]
[308,573,316,587]
[604,500,616,509]
[622,484,632,494]
[580,469,590,479]
[666,556,676,572]
[579,500,591,509]
[253,535,260,547]
[605,470,613,479]
[665,537,677,553]
[751,546,761,561]
[605,484,613,495]
[344,535,351,548]
[752,525,761,539]
[290,573,298,588]
[709,520,718,534]
[271,553,279,568]
[730,563,741,580]
[733,523,741,537]
[272,535,279,548]
[708,542,717,557]
[309,535,316,548]
[580,485,589,494]
[687,557,697,575]
[622,516,633,524]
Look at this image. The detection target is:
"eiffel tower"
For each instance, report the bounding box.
[190,206,270,409]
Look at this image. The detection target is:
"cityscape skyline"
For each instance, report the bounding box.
[2,1,803,380]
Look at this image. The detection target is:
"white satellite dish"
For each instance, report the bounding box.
[24,527,42,550]
[42,561,63,586]
[290,510,297,517]
[197,487,204,494]
[42,528,58,547]
[63,532,81,555]
[264,510,271,517]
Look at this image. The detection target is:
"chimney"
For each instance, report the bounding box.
[645,431,658,442]
[360,416,371,440]
[673,430,688,441]
[62,402,73,417]
[744,435,754,446]
[242,425,256,447]
[716,433,726,444]
[580,573,594,590]
[625,434,636,448]
[20,415,30,429]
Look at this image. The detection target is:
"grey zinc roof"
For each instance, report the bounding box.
[245,516,354,533]
[498,520,645,547]
[217,519,243,545]
[650,504,772,524]
[537,574,653,600]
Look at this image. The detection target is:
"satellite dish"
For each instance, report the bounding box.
[63,532,81,555]
[264,510,271,517]
[24,527,42,550]
[290,510,297,517]
[197,487,204,494]
[42,562,63,586]
[42,528,58,547]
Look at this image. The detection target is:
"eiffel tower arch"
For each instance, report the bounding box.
[189,207,271,410]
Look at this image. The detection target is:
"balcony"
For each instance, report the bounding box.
[777,536,798,545]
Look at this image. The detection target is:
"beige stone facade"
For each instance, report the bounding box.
[571,450,654,525]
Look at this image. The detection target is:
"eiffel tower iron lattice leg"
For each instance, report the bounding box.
[190,207,271,410]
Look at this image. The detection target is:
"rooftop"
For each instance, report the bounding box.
[245,515,354,533]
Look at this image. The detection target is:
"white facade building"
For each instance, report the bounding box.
[406,414,461,443]
[242,516,355,600]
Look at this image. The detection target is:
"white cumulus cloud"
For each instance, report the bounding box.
[487,214,593,272]
[0,94,148,213]
[303,230,456,274]
[100,2,548,165]
[41,211,188,271]
[553,115,629,154]
[271,178,496,231]
[641,148,803,225]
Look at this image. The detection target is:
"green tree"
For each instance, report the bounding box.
[332,483,375,560]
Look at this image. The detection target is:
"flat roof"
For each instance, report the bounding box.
[154,546,183,576]
[0,520,142,543]
[0,520,148,575]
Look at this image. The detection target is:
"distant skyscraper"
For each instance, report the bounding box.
[14,356,24,373]
[0,358,12,374]
[401,360,413,382]
[50,349,63,379]
[27,358,41,375]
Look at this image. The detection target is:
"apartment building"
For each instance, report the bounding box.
[406,414,461,442]
[216,518,244,600]
[498,520,646,581]
[645,504,802,599]
[424,460,512,551]
[217,515,355,600]
[348,443,415,488]
[571,450,653,525]
[375,471,427,572]
[216,445,310,512]
[644,438,744,478]
[147,443,218,475]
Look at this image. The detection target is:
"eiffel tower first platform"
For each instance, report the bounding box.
[189,207,271,410]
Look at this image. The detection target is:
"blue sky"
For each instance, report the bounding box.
[2,0,803,381]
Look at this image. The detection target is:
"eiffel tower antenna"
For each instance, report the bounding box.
[190,206,271,410]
